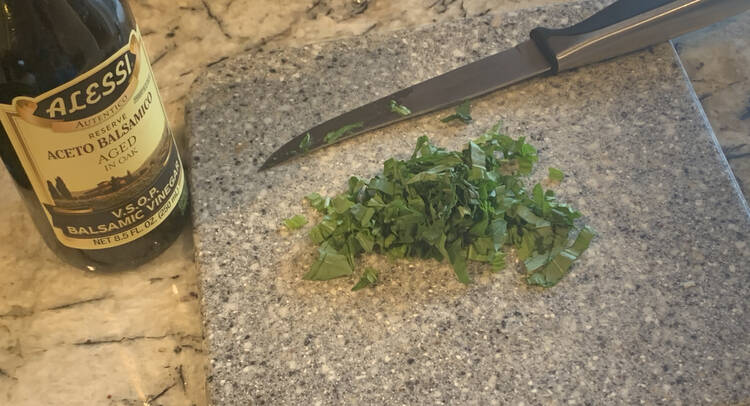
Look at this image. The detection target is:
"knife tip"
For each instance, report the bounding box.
[258,161,273,171]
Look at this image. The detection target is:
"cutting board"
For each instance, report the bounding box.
[186,1,750,404]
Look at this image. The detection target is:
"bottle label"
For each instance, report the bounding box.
[0,30,185,250]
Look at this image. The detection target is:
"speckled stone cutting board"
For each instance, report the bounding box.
[186,1,750,404]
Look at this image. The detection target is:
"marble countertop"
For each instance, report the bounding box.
[1,1,748,405]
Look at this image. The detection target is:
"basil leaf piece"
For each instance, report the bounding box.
[489,251,506,272]
[548,167,564,182]
[446,238,471,284]
[332,195,355,213]
[303,244,354,281]
[441,100,472,124]
[282,214,308,230]
[352,267,379,291]
[526,227,596,287]
[305,192,329,212]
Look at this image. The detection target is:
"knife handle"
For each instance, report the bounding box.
[530,0,750,73]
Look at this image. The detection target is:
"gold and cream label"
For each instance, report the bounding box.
[0,30,185,250]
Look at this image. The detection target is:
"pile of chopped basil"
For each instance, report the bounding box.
[300,122,594,289]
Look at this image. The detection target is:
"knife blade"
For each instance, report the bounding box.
[260,0,750,170]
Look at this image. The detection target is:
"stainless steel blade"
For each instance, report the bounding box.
[260,40,551,170]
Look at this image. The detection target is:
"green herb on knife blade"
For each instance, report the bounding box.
[441,100,473,124]
[390,100,412,116]
[299,132,312,153]
[303,123,593,289]
[282,214,308,230]
[324,122,364,144]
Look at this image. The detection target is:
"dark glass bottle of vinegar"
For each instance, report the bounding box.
[0,0,189,271]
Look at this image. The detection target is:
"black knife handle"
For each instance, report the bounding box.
[530,0,750,73]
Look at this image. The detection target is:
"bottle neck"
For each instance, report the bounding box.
[0,0,136,101]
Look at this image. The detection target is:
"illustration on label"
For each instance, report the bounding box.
[0,30,185,250]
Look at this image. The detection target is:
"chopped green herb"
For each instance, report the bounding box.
[526,226,595,287]
[305,192,329,212]
[351,267,379,291]
[282,214,308,230]
[303,242,353,280]
[441,100,472,124]
[324,122,364,144]
[303,124,593,289]
[389,100,412,116]
[299,133,312,153]
[548,167,564,182]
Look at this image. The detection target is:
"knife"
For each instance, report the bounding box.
[260,0,750,170]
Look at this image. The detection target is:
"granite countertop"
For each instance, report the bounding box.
[1,1,749,405]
